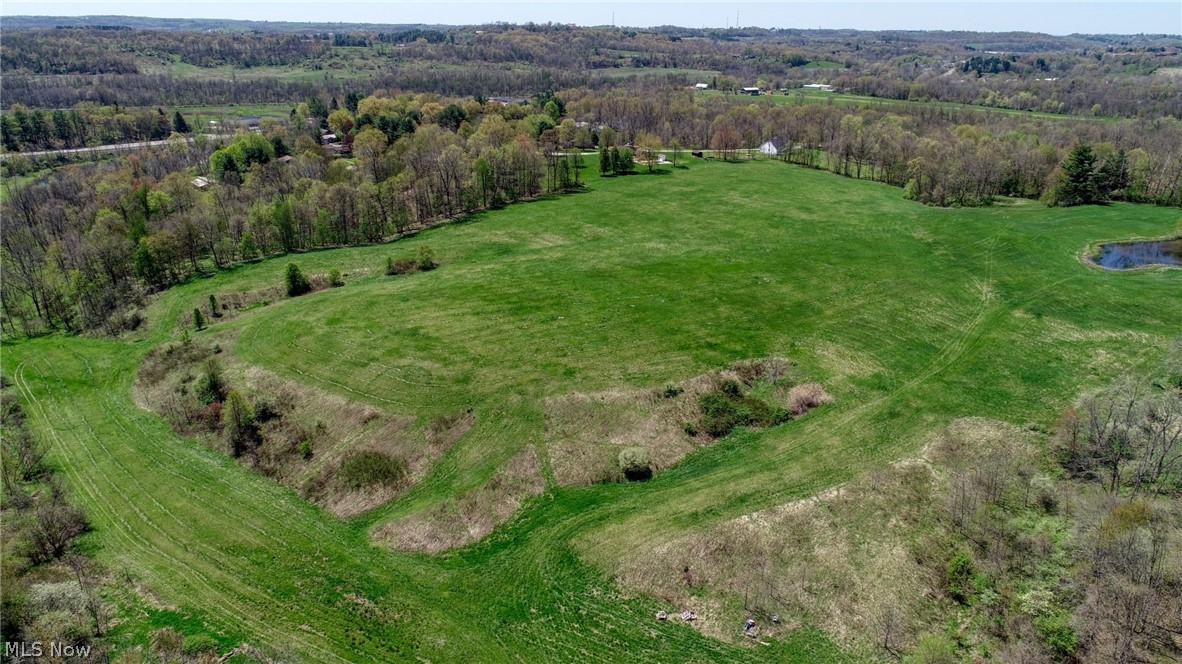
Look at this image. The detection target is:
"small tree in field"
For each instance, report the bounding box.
[615,148,635,174]
[222,390,255,457]
[328,268,344,287]
[635,132,663,173]
[285,263,311,296]
[208,293,220,317]
[192,308,205,331]
[416,246,437,271]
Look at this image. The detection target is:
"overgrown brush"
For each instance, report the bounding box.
[337,450,408,490]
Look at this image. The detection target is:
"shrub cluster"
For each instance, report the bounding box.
[385,246,438,276]
[698,379,791,438]
[337,450,408,490]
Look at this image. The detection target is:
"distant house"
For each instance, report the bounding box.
[490,96,528,105]
[321,133,338,144]
[191,176,210,189]
[277,155,293,164]
[741,87,761,96]
[694,83,709,89]
[802,83,834,92]
[759,137,788,156]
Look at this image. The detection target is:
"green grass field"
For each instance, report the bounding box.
[6,160,1180,661]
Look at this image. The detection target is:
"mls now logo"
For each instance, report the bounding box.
[4,641,93,658]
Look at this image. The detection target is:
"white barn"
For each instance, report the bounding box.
[758,137,788,156]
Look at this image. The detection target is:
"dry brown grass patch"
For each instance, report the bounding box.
[786,382,833,417]
[545,358,821,487]
[375,448,544,553]
[610,418,1036,651]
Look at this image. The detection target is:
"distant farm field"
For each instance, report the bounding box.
[6,160,1180,661]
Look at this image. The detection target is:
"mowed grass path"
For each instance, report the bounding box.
[6,161,1180,661]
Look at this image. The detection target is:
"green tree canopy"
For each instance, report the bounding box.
[1053,144,1102,206]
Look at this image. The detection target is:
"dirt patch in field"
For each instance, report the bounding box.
[610,418,1039,650]
[374,447,544,552]
[545,357,825,486]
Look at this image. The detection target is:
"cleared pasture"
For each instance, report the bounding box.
[6,159,1179,661]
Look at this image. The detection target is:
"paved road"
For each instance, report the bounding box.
[0,134,228,160]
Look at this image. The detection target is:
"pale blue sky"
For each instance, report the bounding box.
[3,1,1179,35]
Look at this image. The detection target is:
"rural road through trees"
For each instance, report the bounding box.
[0,134,228,160]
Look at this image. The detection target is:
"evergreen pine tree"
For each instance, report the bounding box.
[172,111,191,134]
[193,308,205,330]
[1054,144,1101,206]
[599,145,612,176]
[285,263,311,296]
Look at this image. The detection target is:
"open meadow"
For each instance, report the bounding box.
[6,159,1180,661]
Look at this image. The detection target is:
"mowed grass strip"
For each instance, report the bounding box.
[6,160,1179,661]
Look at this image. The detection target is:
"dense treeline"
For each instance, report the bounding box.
[1,28,330,73]
[563,85,1182,206]
[1,68,586,111]
[1,104,177,152]
[0,92,587,335]
[3,24,1178,118]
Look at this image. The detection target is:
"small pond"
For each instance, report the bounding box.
[1095,239,1182,269]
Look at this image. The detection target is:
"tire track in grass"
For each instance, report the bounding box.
[24,357,302,654]
[16,357,352,663]
[15,359,269,647]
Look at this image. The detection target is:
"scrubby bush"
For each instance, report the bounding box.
[195,359,224,405]
[699,391,754,437]
[945,552,976,604]
[285,263,311,297]
[327,268,344,287]
[416,245,438,271]
[298,440,313,460]
[192,308,205,330]
[619,447,652,481]
[337,451,407,489]
[1035,611,1077,657]
[787,382,833,417]
[222,390,256,457]
[683,421,698,437]
[30,483,90,563]
[386,257,416,275]
[662,385,683,399]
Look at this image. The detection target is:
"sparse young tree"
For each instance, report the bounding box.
[221,389,255,457]
[635,132,663,173]
[192,307,205,330]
